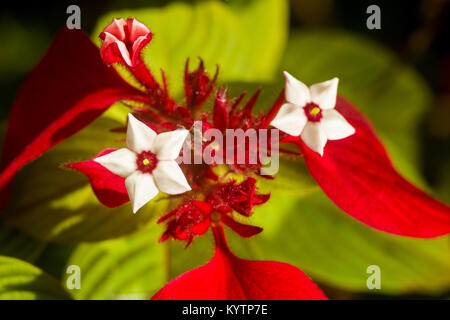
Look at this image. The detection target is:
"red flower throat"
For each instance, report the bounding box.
[136,151,158,174]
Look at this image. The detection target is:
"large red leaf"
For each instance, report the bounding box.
[66,149,129,208]
[152,226,327,300]
[0,28,147,208]
[297,97,450,238]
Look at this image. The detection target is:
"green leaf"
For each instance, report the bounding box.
[281,30,433,186]
[0,225,44,262]
[227,190,450,295]
[64,221,219,300]
[92,0,288,95]
[167,231,214,281]
[65,224,165,300]
[4,112,171,244]
[0,255,72,300]
[0,223,74,281]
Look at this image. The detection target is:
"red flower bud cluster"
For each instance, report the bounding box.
[158,177,269,247]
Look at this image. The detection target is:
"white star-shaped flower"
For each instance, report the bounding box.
[95,114,191,213]
[270,71,355,156]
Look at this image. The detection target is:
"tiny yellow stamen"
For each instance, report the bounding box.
[142,158,150,166]
[310,107,320,116]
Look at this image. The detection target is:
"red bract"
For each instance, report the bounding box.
[65,149,129,208]
[152,225,327,300]
[290,97,450,238]
[0,28,146,210]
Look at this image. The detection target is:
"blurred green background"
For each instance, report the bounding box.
[0,0,449,300]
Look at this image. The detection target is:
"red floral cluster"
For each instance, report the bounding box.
[93,20,279,245]
[158,177,268,247]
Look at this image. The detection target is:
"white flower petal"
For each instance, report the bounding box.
[301,122,327,156]
[151,129,189,160]
[153,160,191,194]
[321,109,355,140]
[125,171,159,213]
[126,113,157,153]
[114,40,133,67]
[94,148,137,177]
[309,77,339,110]
[270,103,307,136]
[283,71,311,107]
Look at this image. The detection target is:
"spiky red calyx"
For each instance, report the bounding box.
[185,59,218,110]
[158,178,268,246]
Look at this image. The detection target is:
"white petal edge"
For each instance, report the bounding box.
[153,160,191,195]
[270,103,307,136]
[321,109,355,140]
[128,18,151,42]
[104,19,127,40]
[103,33,132,67]
[125,171,159,214]
[301,122,327,156]
[94,148,137,177]
[151,129,190,161]
[309,77,339,110]
[283,71,311,107]
[126,113,157,153]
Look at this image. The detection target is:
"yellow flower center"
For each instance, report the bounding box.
[142,158,150,166]
[310,107,321,116]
